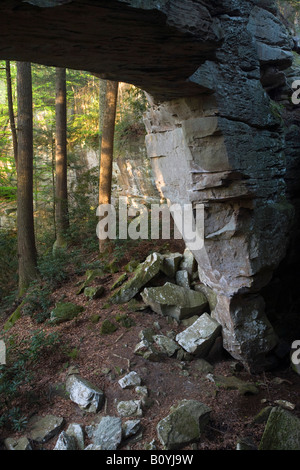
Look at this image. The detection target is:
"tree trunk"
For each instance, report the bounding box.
[98,80,118,254]
[6,60,18,169]
[99,78,107,153]
[54,67,69,250]
[16,61,37,296]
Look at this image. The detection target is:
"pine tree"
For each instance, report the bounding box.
[16,61,37,295]
[54,67,69,251]
[98,80,118,254]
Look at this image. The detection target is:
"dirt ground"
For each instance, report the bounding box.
[1,240,300,451]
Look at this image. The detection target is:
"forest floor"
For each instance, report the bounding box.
[1,238,300,451]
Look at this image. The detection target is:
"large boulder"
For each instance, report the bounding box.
[92,416,122,450]
[110,253,163,304]
[259,407,300,450]
[141,282,208,321]
[27,415,64,444]
[157,399,211,450]
[49,302,84,324]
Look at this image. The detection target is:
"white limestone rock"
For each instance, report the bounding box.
[118,371,142,389]
[66,374,104,413]
[176,313,221,356]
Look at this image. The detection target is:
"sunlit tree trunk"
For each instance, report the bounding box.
[98,80,118,254]
[99,78,107,153]
[54,67,69,250]
[16,61,37,296]
[6,60,18,169]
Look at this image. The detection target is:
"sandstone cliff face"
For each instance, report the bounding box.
[0,0,299,369]
[144,1,299,369]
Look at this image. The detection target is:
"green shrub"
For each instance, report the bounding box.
[0,229,17,302]
[0,329,61,431]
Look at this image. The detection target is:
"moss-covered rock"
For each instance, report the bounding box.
[3,300,26,330]
[259,406,300,450]
[127,299,148,312]
[141,282,209,321]
[157,399,211,450]
[84,286,105,300]
[104,261,119,274]
[124,260,139,273]
[50,302,84,325]
[252,406,273,425]
[76,269,105,295]
[100,319,118,335]
[90,314,101,324]
[115,313,135,328]
[111,273,128,290]
[212,374,259,396]
[110,253,163,304]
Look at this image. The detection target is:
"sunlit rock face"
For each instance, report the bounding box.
[0,0,299,369]
[144,1,296,369]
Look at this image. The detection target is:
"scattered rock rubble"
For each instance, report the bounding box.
[4,367,300,450]
[2,249,300,450]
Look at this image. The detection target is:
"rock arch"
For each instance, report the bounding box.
[1,0,299,370]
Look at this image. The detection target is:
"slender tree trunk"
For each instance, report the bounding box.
[51,127,57,240]
[6,61,18,169]
[98,80,118,254]
[16,61,37,296]
[54,67,69,250]
[99,78,107,153]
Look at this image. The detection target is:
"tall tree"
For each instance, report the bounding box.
[99,78,107,153]
[54,67,69,250]
[16,61,37,295]
[98,80,118,253]
[5,61,18,169]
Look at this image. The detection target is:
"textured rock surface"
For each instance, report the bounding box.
[0,0,299,367]
[259,406,300,450]
[117,400,143,417]
[110,252,163,304]
[49,302,84,324]
[28,415,64,444]
[118,371,142,389]
[53,431,77,450]
[66,374,104,413]
[92,416,122,450]
[4,437,33,450]
[176,313,221,356]
[156,399,211,449]
[141,282,208,321]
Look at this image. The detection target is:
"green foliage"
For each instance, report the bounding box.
[22,247,79,323]
[0,185,17,200]
[22,283,53,323]
[66,165,99,252]
[277,0,300,11]
[0,329,61,431]
[115,85,147,147]
[38,248,70,287]
[0,229,17,302]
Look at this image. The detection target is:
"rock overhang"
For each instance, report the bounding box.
[0,0,224,101]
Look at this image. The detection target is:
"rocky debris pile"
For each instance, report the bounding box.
[2,249,300,451]
[109,250,197,306]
